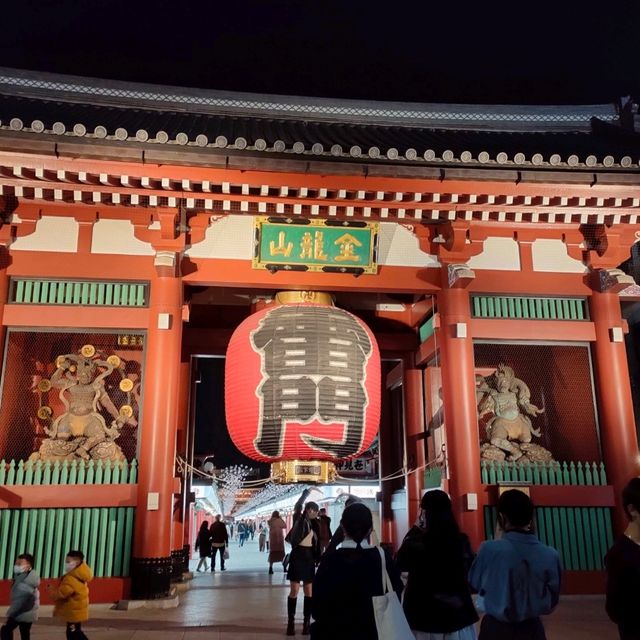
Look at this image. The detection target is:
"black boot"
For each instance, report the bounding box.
[287,597,297,636]
[302,596,312,635]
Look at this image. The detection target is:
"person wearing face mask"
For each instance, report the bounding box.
[48,550,93,640]
[605,477,640,640]
[0,553,39,640]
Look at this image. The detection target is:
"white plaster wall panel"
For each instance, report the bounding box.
[467,237,521,271]
[186,215,254,259]
[532,239,587,273]
[91,219,154,255]
[377,223,440,267]
[12,216,78,253]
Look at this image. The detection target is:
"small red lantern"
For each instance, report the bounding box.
[225,293,380,481]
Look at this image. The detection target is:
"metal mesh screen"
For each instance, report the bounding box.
[0,330,144,462]
[473,342,601,464]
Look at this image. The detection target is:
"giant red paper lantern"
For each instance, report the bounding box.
[225,301,380,464]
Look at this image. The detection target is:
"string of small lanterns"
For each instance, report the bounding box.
[233,482,302,516]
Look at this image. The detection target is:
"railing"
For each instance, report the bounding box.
[0,459,137,579]
[482,459,613,571]
[0,458,138,485]
[483,504,613,571]
[10,279,148,307]
[481,459,607,486]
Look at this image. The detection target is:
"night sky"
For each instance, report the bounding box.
[194,357,269,474]
[1,1,638,104]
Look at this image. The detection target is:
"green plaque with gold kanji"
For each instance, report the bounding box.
[253,218,378,274]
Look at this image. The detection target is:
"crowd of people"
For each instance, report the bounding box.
[279,480,640,640]
[2,478,639,639]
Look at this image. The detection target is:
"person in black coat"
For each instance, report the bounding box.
[396,490,478,639]
[194,521,211,572]
[209,515,229,571]
[286,488,321,636]
[606,477,640,640]
[311,503,403,640]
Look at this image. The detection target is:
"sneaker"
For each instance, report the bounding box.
[221,567,226,571]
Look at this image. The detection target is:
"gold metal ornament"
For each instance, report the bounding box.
[37,406,53,420]
[81,344,96,358]
[56,356,67,368]
[119,378,134,392]
[119,405,133,418]
[69,365,77,373]
[37,379,52,392]
[270,460,336,484]
[275,291,334,306]
[107,355,122,368]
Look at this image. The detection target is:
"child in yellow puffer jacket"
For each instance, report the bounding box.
[48,550,93,640]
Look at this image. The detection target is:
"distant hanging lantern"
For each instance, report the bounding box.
[225,291,381,483]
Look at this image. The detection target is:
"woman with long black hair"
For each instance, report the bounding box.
[285,489,320,636]
[311,503,403,639]
[397,490,478,640]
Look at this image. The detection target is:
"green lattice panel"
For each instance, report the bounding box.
[11,279,148,307]
[471,296,587,320]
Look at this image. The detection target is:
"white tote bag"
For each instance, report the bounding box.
[371,546,414,640]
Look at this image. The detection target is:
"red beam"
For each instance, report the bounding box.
[470,318,596,342]
[415,334,438,366]
[0,577,129,605]
[0,484,137,509]
[3,304,149,329]
[7,251,156,280]
[562,571,605,594]
[480,484,615,508]
[471,271,593,296]
[183,259,441,293]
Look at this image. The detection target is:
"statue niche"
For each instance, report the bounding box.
[31,344,138,462]
[476,364,553,463]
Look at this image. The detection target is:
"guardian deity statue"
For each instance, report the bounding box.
[476,364,552,463]
[31,345,137,462]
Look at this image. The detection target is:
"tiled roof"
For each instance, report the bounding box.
[0,67,638,169]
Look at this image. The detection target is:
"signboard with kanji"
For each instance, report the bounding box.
[253,217,378,274]
[335,436,379,480]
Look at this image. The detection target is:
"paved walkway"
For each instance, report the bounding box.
[26,538,618,639]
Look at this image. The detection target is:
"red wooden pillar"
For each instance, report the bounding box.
[590,289,640,534]
[0,245,12,456]
[437,285,483,548]
[378,367,397,546]
[404,367,426,527]
[171,359,191,574]
[131,269,183,599]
